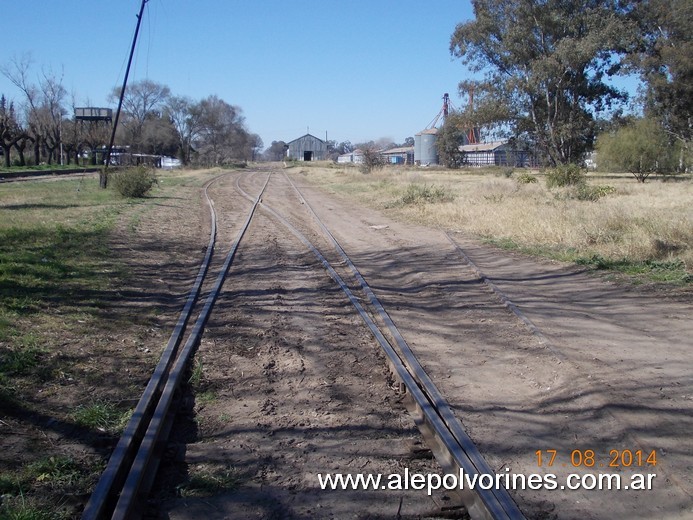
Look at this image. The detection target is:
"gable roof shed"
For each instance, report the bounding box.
[286,133,327,161]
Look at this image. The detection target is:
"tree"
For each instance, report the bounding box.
[437,113,475,168]
[359,144,385,174]
[629,0,692,167]
[265,140,288,161]
[247,133,263,161]
[194,95,248,166]
[0,95,23,167]
[165,96,202,165]
[450,0,636,165]
[36,69,68,164]
[109,79,170,152]
[2,54,43,165]
[1,56,69,165]
[596,117,676,181]
[140,113,178,156]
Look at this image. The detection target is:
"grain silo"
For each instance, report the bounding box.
[415,128,439,165]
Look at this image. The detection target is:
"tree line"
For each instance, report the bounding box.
[1,56,262,169]
[441,0,691,178]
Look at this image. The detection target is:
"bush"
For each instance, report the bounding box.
[400,183,454,205]
[360,148,385,174]
[111,167,157,198]
[575,184,616,201]
[545,164,585,188]
[516,172,538,184]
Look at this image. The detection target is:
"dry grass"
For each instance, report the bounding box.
[291,163,693,282]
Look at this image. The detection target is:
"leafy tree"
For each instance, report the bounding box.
[450,0,636,165]
[628,0,692,167]
[247,133,263,161]
[596,117,676,181]
[140,113,178,156]
[194,95,248,166]
[335,141,354,156]
[437,113,475,168]
[265,140,288,161]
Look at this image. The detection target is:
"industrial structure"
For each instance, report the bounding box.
[414,93,480,166]
[459,141,536,167]
[286,133,327,161]
[412,92,537,167]
[381,146,414,165]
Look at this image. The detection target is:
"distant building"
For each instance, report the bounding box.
[381,146,415,165]
[337,149,364,164]
[460,141,535,167]
[286,133,327,161]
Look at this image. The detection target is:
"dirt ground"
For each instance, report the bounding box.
[2,167,690,519]
[159,168,692,519]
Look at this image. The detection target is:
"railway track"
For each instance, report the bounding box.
[83,167,525,519]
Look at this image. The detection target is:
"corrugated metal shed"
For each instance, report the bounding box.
[459,140,535,167]
[381,146,414,165]
[286,133,327,161]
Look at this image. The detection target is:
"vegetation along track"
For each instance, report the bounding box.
[82,166,526,519]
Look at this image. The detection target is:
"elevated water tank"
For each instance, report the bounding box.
[415,128,438,165]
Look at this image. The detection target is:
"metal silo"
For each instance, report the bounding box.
[418,128,438,165]
[414,132,422,164]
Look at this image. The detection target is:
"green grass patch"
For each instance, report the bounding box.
[0,178,124,352]
[576,256,691,284]
[177,465,241,497]
[488,237,691,285]
[0,455,100,520]
[0,178,133,403]
[0,495,66,520]
[188,358,204,387]
[72,401,132,433]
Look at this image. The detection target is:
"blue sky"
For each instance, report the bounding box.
[0,0,477,148]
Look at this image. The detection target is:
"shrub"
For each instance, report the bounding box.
[545,164,585,188]
[575,184,616,201]
[360,148,385,174]
[400,183,454,205]
[516,172,538,184]
[110,167,157,198]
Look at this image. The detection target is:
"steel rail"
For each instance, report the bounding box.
[444,232,567,363]
[83,170,269,519]
[109,171,271,519]
[236,171,525,520]
[82,174,223,519]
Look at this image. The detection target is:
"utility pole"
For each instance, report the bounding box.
[101,0,149,189]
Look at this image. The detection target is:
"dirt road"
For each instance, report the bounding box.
[160,168,692,519]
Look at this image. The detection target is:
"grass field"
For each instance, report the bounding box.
[293,162,692,285]
[0,170,213,519]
